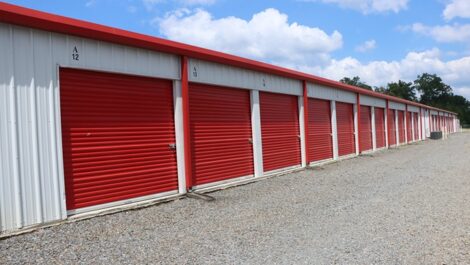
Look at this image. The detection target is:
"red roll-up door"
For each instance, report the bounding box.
[359,105,372,152]
[260,92,301,172]
[413,113,420,141]
[60,68,178,211]
[398,110,405,144]
[189,83,253,186]
[388,109,396,146]
[406,111,412,142]
[375,107,385,148]
[308,98,333,162]
[336,102,355,156]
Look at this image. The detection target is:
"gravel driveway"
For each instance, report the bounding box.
[1,133,470,264]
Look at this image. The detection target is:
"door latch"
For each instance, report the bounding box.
[248,138,253,144]
[169,143,177,150]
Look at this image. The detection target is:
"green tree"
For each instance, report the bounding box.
[414,73,452,105]
[385,80,418,101]
[340,76,372,90]
[413,73,470,126]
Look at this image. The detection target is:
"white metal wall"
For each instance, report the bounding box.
[359,94,386,108]
[188,59,302,95]
[388,101,406,110]
[0,22,180,234]
[307,83,356,103]
[407,105,419,112]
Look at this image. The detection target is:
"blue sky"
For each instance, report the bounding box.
[5,0,470,100]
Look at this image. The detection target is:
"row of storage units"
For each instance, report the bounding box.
[0,3,460,235]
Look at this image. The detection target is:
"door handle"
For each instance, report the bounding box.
[169,143,176,150]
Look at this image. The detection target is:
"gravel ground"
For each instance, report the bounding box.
[1,133,470,264]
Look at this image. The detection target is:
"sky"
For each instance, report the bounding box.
[5,0,470,100]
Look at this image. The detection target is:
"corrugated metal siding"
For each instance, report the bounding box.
[398,111,405,144]
[60,68,178,210]
[188,59,302,96]
[308,98,333,162]
[0,22,180,233]
[359,106,373,152]
[260,92,301,172]
[375,107,386,148]
[388,109,397,146]
[307,83,356,104]
[359,95,386,108]
[389,101,406,111]
[1,22,65,233]
[189,83,254,186]
[336,102,355,156]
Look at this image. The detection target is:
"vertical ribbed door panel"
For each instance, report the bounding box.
[336,102,355,156]
[189,84,254,186]
[260,92,301,172]
[60,68,178,211]
[359,106,372,152]
[308,98,333,162]
[388,109,396,146]
[414,113,419,140]
[398,111,405,144]
[375,107,386,148]
[406,111,412,142]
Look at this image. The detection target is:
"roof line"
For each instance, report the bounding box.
[0,2,456,115]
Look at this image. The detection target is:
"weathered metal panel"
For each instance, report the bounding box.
[359,95,386,108]
[0,22,180,234]
[389,101,406,110]
[307,83,356,104]
[430,110,438,115]
[188,59,302,96]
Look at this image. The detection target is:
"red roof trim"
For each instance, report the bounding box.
[0,2,456,115]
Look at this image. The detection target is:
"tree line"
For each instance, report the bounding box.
[339,74,470,126]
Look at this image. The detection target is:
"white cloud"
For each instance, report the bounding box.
[355,39,376,52]
[157,8,470,100]
[302,0,409,14]
[313,48,470,100]
[158,8,343,66]
[454,86,470,100]
[411,23,470,43]
[443,0,470,20]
